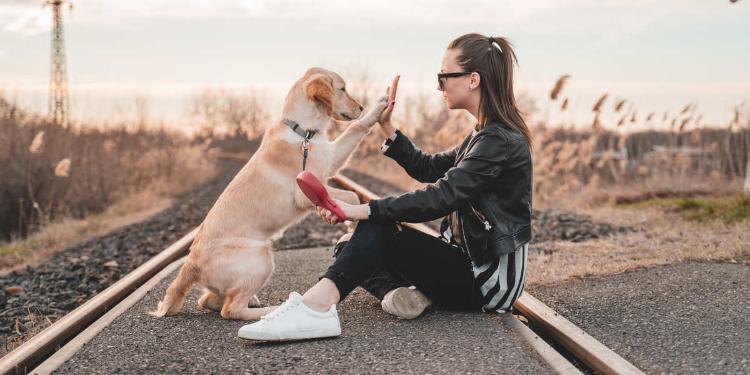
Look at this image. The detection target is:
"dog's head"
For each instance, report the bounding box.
[301,68,363,121]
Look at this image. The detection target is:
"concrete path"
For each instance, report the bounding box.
[531,261,750,374]
[54,247,553,374]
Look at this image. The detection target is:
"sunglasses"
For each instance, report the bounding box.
[437,71,474,91]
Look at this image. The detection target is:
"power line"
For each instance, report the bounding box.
[45,0,73,127]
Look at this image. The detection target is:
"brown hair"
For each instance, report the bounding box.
[447,33,532,147]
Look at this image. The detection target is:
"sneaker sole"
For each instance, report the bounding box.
[385,288,431,320]
[238,327,341,341]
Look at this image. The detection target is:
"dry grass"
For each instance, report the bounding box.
[0,93,217,270]
[530,125,749,208]
[526,202,750,286]
[3,309,54,355]
[0,94,216,242]
[347,104,749,211]
[0,188,174,274]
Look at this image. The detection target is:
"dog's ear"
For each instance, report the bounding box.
[304,73,334,115]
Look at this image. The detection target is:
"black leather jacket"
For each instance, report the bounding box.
[368,121,532,264]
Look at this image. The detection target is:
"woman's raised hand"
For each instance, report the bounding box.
[378,75,400,126]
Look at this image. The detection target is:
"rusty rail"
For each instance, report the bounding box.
[0,160,643,375]
[0,229,197,375]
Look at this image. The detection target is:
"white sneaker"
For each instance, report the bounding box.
[237,291,341,341]
[381,286,432,320]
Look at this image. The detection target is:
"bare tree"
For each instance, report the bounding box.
[189,87,269,139]
[131,94,150,131]
[222,88,269,139]
[190,88,223,139]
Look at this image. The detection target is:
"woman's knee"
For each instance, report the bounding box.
[351,220,397,239]
[334,220,397,258]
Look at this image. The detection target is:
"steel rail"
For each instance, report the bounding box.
[0,167,643,375]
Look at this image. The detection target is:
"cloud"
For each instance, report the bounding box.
[0,49,5,58]
[3,8,50,36]
[0,0,711,37]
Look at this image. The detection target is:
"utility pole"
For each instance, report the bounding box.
[45,0,73,127]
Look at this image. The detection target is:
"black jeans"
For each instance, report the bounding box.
[321,220,484,310]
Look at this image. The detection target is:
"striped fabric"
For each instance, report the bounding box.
[471,243,528,312]
[440,225,529,313]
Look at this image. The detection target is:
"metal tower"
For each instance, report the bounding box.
[45,0,73,127]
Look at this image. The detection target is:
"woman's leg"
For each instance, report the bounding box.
[238,220,477,341]
[316,220,401,303]
[329,225,411,301]
[381,225,482,310]
[306,219,484,312]
[320,219,482,311]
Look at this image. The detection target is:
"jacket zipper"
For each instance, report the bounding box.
[459,214,479,308]
[459,214,471,258]
[458,208,491,257]
[469,203,492,231]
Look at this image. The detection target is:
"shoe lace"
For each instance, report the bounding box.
[262,298,299,321]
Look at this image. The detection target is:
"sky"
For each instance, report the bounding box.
[0,0,748,129]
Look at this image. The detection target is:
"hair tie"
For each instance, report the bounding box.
[488,36,503,53]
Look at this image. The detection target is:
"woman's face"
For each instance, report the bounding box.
[439,48,479,110]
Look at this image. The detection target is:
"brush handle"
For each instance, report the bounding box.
[296,171,347,222]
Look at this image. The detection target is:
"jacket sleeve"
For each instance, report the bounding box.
[368,133,508,223]
[383,129,463,183]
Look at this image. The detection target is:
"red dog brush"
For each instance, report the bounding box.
[296,171,346,222]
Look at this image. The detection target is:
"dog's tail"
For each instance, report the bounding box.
[149,261,199,317]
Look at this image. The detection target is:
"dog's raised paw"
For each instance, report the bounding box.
[357,96,389,127]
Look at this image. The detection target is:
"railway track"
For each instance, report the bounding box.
[0,165,644,374]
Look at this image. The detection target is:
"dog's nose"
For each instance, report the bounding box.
[358,105,364,111]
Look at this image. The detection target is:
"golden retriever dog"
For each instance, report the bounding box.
[150,67,388,320]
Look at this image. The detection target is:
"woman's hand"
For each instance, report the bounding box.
[316,199,369,224]
[378,75,400,136]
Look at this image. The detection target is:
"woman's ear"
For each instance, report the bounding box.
[304,73,334,114]
[470,72,481,90]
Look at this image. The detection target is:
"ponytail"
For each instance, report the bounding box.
[447,33,533,148]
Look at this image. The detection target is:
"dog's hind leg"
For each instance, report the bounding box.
[149,261,199,317]
[248,295,261,307]
[215,240,274,320]
[197,289,223,312]
[221,288,275,320]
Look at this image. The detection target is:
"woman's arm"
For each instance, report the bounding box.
[315,133,503,226]
[383,129,468,183]
[368,132,509,223]
[375,74,464,183]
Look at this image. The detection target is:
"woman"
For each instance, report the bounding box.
[238,33,533,342]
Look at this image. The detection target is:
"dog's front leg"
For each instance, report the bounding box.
[330,96,389,173]
[330,126,368,174]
